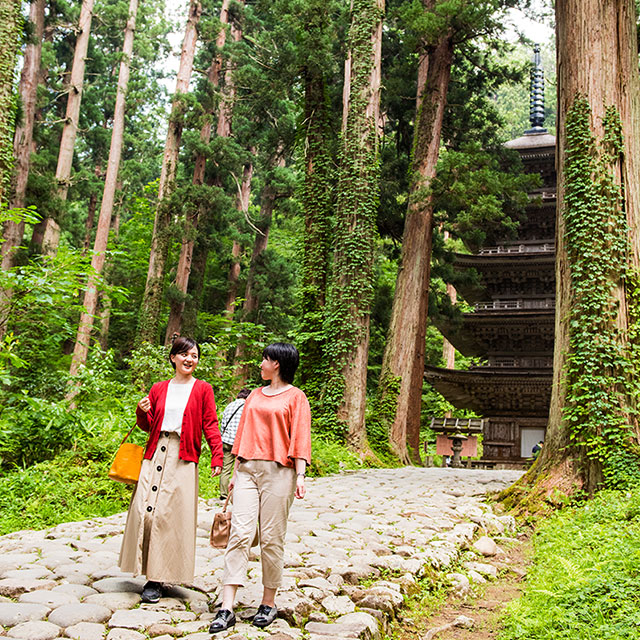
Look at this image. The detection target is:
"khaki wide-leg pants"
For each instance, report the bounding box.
[223,459,296,589]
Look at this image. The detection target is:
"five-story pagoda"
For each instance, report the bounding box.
[425,46,556,466]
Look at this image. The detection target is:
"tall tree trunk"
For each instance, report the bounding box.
[377,13,454,463]
[299,69,333,383]
[505,0,640,506]
[224,159,253,317]
[233,169,282,382]
[68,0,139,381]
[38,0,95,255]
[2,0,44,269]
[324,0,384,455]
[137,0,202,345]
[0,0,22,207]
[164,0,231,344]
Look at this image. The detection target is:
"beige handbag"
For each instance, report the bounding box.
[108,425,144,484]
[210,494,232,548]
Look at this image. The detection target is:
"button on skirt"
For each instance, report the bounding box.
[118,433,198,583]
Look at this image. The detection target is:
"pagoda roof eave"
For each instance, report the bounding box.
[433,309,555,357]
[424,365,552,417]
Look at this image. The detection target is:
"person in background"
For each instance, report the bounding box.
[209,343,311,633]
[218,387,251,500]
[532,440,544,459]
[118,336,222,604]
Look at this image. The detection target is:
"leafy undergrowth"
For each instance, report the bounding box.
[500,487,640,640]
[0,428,365,536]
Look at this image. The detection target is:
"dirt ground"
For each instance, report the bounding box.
[391,532,532,640]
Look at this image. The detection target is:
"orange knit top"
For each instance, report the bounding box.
[232,386,311,468]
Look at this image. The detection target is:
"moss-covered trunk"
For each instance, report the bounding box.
[323,0,384,455]
[137,0,202,345]
[506,0,640,508]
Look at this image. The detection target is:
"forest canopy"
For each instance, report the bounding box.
[0,0,555,484]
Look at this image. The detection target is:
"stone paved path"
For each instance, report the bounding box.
[0,467,522,640]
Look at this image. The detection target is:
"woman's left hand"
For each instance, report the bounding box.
[295,475,306,499]
[211,466,221,477]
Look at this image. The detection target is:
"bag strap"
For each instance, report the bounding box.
[220,402,243,436]
[119,424,138,447]
[222,490,232,513]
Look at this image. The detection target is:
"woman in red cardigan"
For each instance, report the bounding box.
[118,336,223,603]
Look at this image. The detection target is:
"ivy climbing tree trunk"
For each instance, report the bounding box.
[68,0,139,381]
[2,0,44,269]
[164,0,231,345]
[35,0,95,255]
[506,0,640,506]
[377,12,454,464]
[323,0,384,455]
[137,0,202,345]
[299,66,334,383]
[0,0,22,208]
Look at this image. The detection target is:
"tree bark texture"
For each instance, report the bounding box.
[216,4,243,138]
[40,0,95,255]
[137,0,202,345]
[534,0,640,493]
[164,0,231,344]
[325,0,384,453]
[69,0,139,380]
[299,70,333,381]
[2,0,44,270]
[378,16,453,463]
[0,0,22,207]
[233,180,279,382]
[224,160,253,317]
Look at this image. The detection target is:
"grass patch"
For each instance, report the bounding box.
[500,487,640,640]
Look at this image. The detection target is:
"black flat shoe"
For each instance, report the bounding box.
[252,603,278,628]
[209,608,236,634]
[140,580,163,603]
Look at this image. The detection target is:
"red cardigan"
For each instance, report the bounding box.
[136,378,223,468]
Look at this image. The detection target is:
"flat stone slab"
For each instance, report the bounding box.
[91,579,144,595]
[83,592,141,612]
[52,585,97,599]
[108,609,172,630]
[6,620,61,639]
[48,603,112,627]
[19,590,79,608]
[0,578,58,597]
[105,630,146,640]
[64,622,108,640]
[0,602,50,626]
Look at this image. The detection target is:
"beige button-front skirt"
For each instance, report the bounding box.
[118,432,198,583]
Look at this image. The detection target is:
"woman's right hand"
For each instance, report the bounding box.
[138,396,151,413]
[228,476,235,493]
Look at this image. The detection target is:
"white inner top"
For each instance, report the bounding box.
[161,379,196,435]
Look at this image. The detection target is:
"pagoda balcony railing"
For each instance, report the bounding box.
[470,356,554,369]
[477,242,555,255]
[474,298,555,311]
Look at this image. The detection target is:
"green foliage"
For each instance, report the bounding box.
[501,488,640,640]
[562,96,640,488]
[307,432,363,476]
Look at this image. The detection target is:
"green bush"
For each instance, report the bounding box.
[501,488,640,640]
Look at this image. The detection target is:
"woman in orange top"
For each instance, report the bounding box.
[209,342,311,633]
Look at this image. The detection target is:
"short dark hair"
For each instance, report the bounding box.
[237,387,251,399]
[262,342,299,384]
[169,336,200,370]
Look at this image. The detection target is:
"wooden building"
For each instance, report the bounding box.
[425,47,556,467]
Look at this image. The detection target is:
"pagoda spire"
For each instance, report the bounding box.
[526,44,547,133]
